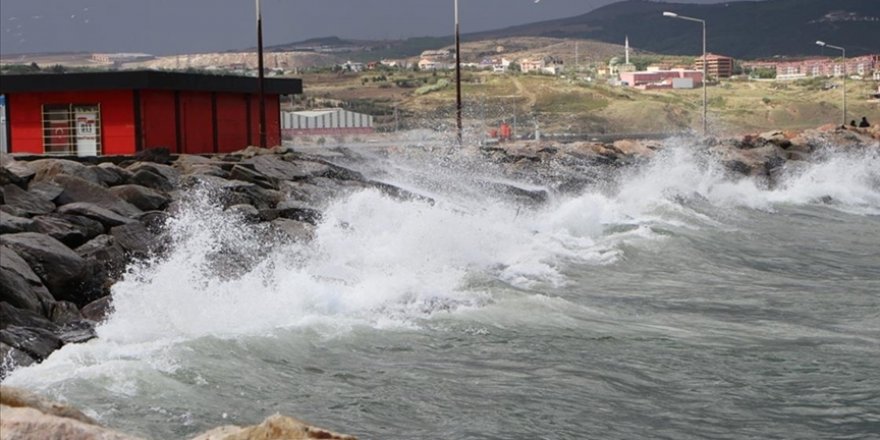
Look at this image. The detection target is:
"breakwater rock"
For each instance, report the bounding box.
[0,146,423,378]
[0,385,356,440]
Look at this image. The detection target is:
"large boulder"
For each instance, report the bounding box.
[26,159,100,185]
[57,203,136,228]
[0,302,57,331]
[110,222,155,256]
[80,296,113,323]
[2,184,56,216]
[229,164,277,189]
[0,391,142,440]
[52,174,142,218]
[0,342,36,374]
[27,181,65,203]
[243,155,331,181]
[0,212,35,234]
[189,413,356,440]
[0,326,63,362]
[0,233,87,302]
[76,235,128,303]
[110,184,170,211]
[0,246,55,315]
[1,160,36,187]
[270,218,315,243]
[91,162,132,187]
[127,162,180,192]
[31,216,89,248]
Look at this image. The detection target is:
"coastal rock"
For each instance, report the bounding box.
[275,199,322,224]
[27,181,65,203]
[1,212,35,234]
[230,164,278,189]
[92,162,133,186]
[1,161,36,187]
[76,235,128,301]
[0,302,57,331]
[80,297,113,323]
[56,320,97,344]
[0,233,87,302]
[0,326,63,362]
[1,386,98,425]
[52,174,143,217]
[110,222,155,256]
[244,155,330,181]
[130,168,175,192]
[2,184,56,216]
[0,246,54,315]
[0,342,36,373]
[58,203,136,228]
[189,413,356,440]
[226,204,262,222]
[49,301,84,325]
[110,184,171,211]
[31,215,89,248]
[0,403,142,440]
[26,159,99,185]
[270,218,315,242]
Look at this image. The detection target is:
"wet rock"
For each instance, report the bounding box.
[128,162,179,191]
[0,385,99,425]
[230,164,277,189]
[26,158,100,185]
[76,235,128,292]
[245,155,330,181]
[0,403,144,440]
[279,180,343,206]
[53,213,106,241]
[130,168,174,192]
[52,174,142,217]
[270,218,315,242]
[31,215,89,248]
[56,320,97,344]
[275,199,323,224]
[1,233,87,302]
[92,162,132,186]
[1,212,35,234]
[724,160,753,175]
[0,302,57,331]
[226,204,262,222]
[0,165,33,187]
[0,326,63,361]
[0,246,55,315]
[135,210,170,234]
[189,413,356,440]
[110,184,170,211]
[1,342,36,374]
[2,184,56,216]
[1,204,32,219]
[110,222,155,256]
[80,296,113,323]
[134,146,172,164]
[49,301,83,325]
[57,202,136,228]
[227,185,284,211]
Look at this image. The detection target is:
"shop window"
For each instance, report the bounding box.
[41,104,101,155]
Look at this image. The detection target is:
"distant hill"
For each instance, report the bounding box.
[467,0,880,59]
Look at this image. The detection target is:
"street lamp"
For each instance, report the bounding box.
[663,11,708,136]
[817,40,847,127]
[256,0,267,148]
[454,0,462,145]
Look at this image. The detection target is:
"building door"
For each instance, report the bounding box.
[42,103,102,155]
[74,105,99,156]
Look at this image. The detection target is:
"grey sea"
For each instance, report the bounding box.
[5,141,880,439]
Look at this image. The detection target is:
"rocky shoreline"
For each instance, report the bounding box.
[0,124,877,438]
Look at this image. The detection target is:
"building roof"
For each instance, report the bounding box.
[0,70,302,95]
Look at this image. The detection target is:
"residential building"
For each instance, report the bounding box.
[695,53,734,79]
[619,69,703,90]
[519,56,564,75]
[0,71,302,155]
[745,55,880,80]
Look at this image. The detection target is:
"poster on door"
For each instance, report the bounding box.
[74,107,98,156]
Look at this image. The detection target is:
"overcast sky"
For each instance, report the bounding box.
[1,0,753,55]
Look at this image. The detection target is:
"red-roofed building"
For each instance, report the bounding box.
[695,53,734,79]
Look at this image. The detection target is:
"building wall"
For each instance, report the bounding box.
[8,90,135,155]
[216,92,249,153]
[247,94,280,147]
[140,90,178,152]
[179,91,214,154]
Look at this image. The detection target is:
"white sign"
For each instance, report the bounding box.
[74,106,98,156]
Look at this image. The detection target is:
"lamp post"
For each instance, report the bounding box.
[454,0,462,145]
[663,11,707,136]
[256,0,267,148]
[816,41,846,127]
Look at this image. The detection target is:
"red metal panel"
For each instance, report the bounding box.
[179,91,213,154]
[7,90,134,155]
[215,93,248,153]
[247,93,282,147]
[8,94,44,154]
[140,90,178,153]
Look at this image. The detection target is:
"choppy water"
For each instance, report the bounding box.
[4,142,880,439]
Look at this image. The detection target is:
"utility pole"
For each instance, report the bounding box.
[663,12,708,136]
[817,41,846,126]
[256,0,267,148]
[454,0,463,145]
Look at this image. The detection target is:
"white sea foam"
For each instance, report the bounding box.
[5,143,878,388]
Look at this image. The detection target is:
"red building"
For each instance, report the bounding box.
[0,71,302,156]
